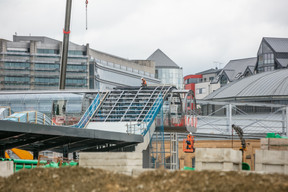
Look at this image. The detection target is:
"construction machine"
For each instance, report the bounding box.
[232,124,247,162]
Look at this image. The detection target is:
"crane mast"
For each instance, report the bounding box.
[59,0,72,90]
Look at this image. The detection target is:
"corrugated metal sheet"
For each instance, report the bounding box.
[204,69,288,100]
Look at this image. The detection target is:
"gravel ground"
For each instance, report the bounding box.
[1,167,288,192]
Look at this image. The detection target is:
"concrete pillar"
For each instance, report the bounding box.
[63,145,69,158]
[73,152,78,160]
[33,150,39,160]
[142,145,150,168]
[0,145,6,158]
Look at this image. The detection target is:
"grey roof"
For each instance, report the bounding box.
[147,49,180,68]
[213,57,257,83]
[264,37,288,53]
[13,35,80,47]
[276,58,288,68]
[204,68,288,100]
[196,68,221,75]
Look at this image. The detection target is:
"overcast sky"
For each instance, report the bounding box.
[1,0,288,75]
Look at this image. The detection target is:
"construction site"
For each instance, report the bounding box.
[0,0,288,191]
[0,84,288,191]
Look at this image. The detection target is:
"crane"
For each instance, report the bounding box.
[59,0,88,90]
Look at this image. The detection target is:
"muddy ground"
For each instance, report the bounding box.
[1,167,288,192]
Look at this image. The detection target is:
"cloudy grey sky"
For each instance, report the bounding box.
[1,0,288,75]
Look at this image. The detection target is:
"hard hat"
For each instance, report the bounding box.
[141,77,143,79]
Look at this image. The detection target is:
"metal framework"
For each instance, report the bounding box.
[0,120,142,159]
[197,100,288,137]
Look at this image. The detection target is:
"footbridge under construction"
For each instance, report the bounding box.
[0,86,197,160]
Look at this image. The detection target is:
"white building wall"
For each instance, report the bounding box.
[195,82,220,100]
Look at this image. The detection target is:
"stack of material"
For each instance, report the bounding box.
[261,138,288,151]
[256,135,288,174]
[255,150,288,175]
[195,148,242,171]
[79,152,143,176]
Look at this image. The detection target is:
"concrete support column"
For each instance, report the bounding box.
[63,145,69,158]
[0,145,5,158]
[142,145,150,168]
[33,150,39,160]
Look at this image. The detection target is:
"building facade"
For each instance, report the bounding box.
[184,74,202,95]
[89,49,160,90]
[0,35,160,91]
[184,68,220,100]
[147,49,183,89]
[256,37,288,73]
[0,36,89,90]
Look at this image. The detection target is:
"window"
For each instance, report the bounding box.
[67,65,86,71]
[186,78,200,84]
[7,48,29,53]
[5,62,30,68]
[197,88,206,94]
[5,76,30,82]
[37,49,59,54]
[35,63,59,69]
[66,79,87,84]
[68,50,85,56]
[35,77,58,83]
[209,77,214,82]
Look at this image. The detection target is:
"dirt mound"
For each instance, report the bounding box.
[1,167,288,192]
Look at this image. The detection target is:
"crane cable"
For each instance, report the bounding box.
[85,0,88,30]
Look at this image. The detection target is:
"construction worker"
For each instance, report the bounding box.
[141,77,147,88]
[186,132,192,149]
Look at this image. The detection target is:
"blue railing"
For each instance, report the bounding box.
[142,94,163,136]
[74,94,100,128]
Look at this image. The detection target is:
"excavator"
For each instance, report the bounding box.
[232,124,247,162]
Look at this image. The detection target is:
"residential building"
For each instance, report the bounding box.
[184,68,220,100]
[256,37,288,73]
[147,49,183,89]
[0,35,160,91]
[197,68,220,83]
[212,57,257,86]
[184,74,202,94]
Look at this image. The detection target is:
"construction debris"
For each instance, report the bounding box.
[1,167,288,192]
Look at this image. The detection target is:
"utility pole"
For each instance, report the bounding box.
[59,0,72,90]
